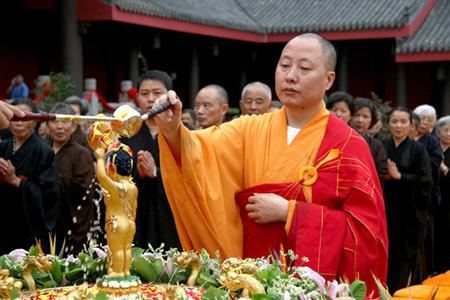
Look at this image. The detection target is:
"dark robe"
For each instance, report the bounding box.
[363,133,388,186]
[382,137,433,290]
[122,123,181,250]
[435,146,450,273]
[54,137,95,254]
[417,133,442,274]
[0,132,60,253]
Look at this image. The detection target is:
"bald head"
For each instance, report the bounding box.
[288,33,336,72]
[240,82,272,115]
[201,84,228,105]
[195,84,229,128]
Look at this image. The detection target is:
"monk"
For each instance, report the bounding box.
[154,33,388,294]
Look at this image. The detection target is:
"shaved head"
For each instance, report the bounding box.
[289,33,337,72]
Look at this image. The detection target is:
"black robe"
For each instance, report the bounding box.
[122,123,181,250]
[382,137,433,290]
[363,133,388,186]
[54,138,95,255]
[0,132,60,253]
[417,133,442,274]
[435,146,450,273]
[418,133,442,207]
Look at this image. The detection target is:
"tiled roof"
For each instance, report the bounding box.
[236,0,426,34]
[396,0,450,53]
[112,0,427,34]
[112,0,263,32]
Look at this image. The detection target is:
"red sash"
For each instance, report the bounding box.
[236,183,292,259]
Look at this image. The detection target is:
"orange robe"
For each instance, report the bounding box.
[158,105,388,293]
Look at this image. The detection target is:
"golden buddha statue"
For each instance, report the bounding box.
[89,119,143,298]
[95,141,137,278]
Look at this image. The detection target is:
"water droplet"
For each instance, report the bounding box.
[72,216,77,224]
[77,205,82,211]
[67,230,72,235]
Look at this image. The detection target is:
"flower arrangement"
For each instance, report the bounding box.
[0,244,368,300]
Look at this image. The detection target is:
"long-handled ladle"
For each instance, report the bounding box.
[11,101,172,138]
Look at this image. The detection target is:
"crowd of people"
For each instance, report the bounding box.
[0,33,448,294]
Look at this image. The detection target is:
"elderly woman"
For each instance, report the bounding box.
[47,103,95,255]
[0,99,60,253]
[326,91,355,124]
[412,105,442,202]
[412,105,443,274]
[434,116,450,273]
[350,98,387,185]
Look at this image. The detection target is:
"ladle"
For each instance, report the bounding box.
[11,101,172,138]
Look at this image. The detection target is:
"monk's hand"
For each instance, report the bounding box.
[246,193,289,224]
[137,150,157,178]
[153,90,182,139]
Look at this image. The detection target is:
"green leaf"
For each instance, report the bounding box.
[132,256,163,283]
[50,260,63,286]
[253,294,280,300]
[201,286,229,300]
[41,279,58,289]
[131,247,145,258]
[77,252,91,264]
[0,255,15,269]
[200,248,210,262]
[9,286,20,300]
[95,291,110,300]
[32,270,50,279]
[65,268,84,284]
[350,280,367,300]
[257,265,280,286]
[372,275,393,300]
[28,245,40,256]
[168,267,188,285]
[196,270,219,288]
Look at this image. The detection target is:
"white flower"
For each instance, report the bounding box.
[9,248,28,262]
[283,291,291,300]
[93,247,107,259]
[297,267,325,293]
[163,260,174,277]
[67,254,80,264]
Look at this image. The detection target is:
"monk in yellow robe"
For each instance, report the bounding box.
[155,33,388,295]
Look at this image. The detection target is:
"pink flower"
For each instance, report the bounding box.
[67,254,80,264]
[327,280,349,299]
[308,271,326,293]
[93,247,108,259]
[9,248,28,262]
